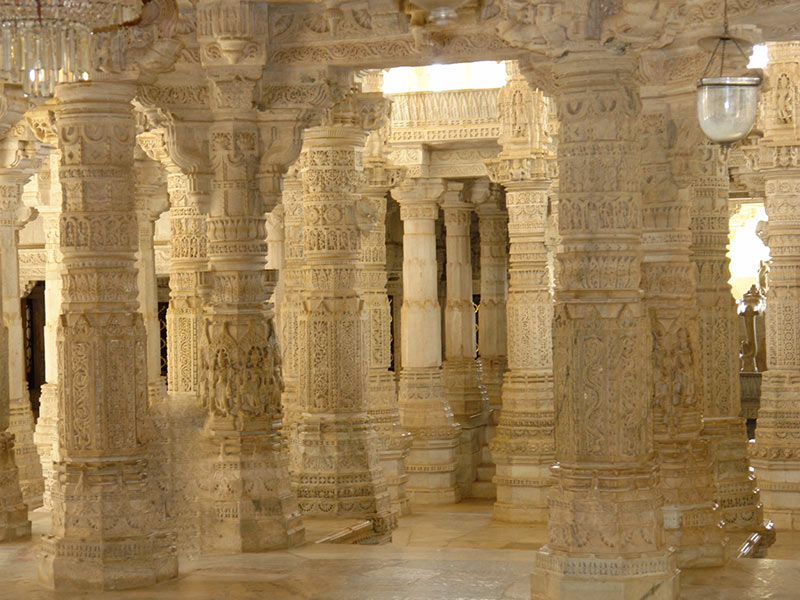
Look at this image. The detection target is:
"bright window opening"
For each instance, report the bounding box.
[382,61,507,94]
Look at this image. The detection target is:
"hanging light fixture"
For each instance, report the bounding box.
[696,0,762,145]
[0,0,144,97]
[410,0,469,26]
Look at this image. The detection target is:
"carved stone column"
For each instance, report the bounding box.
[639,106,725,567]
[137,120,212,558]
[471,184,507,500]
[392,178,461,504]
[677,122,766,537]
[360,143,412,516]
[532,54,677,599]
[38,80,177,591]
[293,91,394,535]
[441,181,487,498]
[278,165,304,452]
[34,152,62,512]
[752,41,800,531]
[0,163,43,511]
[0,89,33,541]
[134,153,169,396]
[485,71,555,523]
[475,184,508,425]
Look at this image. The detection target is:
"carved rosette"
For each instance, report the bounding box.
[640,108,725,567]
[752,42,800,533]
[532,54,677,599]
[37,80,177,591]
[293,90,394,534]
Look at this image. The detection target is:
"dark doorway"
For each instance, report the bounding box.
[22,281,45,419]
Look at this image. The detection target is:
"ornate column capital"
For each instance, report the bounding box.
[391,177,444,219]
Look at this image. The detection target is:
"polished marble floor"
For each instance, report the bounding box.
[1,501,799,599]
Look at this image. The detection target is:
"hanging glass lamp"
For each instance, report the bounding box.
[696,0,762,145]
[411,1,469,25]
[0,0,143,97]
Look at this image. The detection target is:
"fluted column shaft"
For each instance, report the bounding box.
[393,178,461,504]
[532,54,676,600]
[38,80,177,591]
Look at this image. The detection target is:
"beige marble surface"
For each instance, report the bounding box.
[0,501,799,599]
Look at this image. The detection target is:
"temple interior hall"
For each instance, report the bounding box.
[2,1,800,599]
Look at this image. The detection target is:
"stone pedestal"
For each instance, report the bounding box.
[392,178,461,504]
[37,80,177,592]
[441,181,487,499]
[531,53,677,600]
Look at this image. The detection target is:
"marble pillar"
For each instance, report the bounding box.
[200,84,303,551]
[361,143,412,516]
[639,106,725,567]
[38,80,177,591]
[471,183,508,500]
[34,153,62,512]
[0,95,33,542]
[278,165,304,454]
[392,178,462,504]
[485,70,555,523]
[441,181,487,499]
[679,124,766,537]
[752,41,800,531]
[293,91,394,535]
[475,184,508,424]
[532,53,677,599]
[0,176,43,511]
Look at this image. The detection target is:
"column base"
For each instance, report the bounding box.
[291,415,396,537]
[367,370,413,518]
[531,547,679,600]
[443,358,489,498]
[398,368,462,505]
[493,463,551,523]
[703,416,764,533]
[0,432,30,542]
[9,394,44,510]
[663,504,727,568]
[37,534,177,591]
[34,383,59,511]
[202,431,305,553]
[405,432,461,505]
